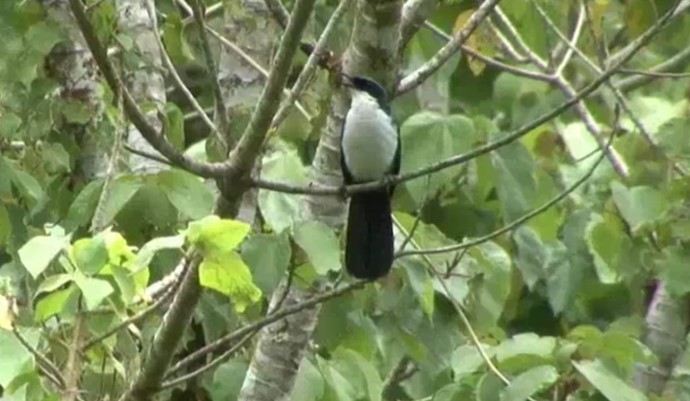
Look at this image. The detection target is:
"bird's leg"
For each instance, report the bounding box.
[381,174,397,192]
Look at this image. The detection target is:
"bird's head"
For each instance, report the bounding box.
[342,74,390,113]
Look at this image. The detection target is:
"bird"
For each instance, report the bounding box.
[340,74,401,280]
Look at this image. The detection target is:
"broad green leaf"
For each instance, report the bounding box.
[131,234,184,273]
[258,144,308,232]
[471,241,512,329]
[290,359,325,401]
[293,221,341,275]
[198,252,262,313]
[70,237,108,275]
[491,139,537,223]
[35,287,75,321]
[18,235,67,278]
[0,329,38,386]
[26,21,62,54]
[574,359,648,401]
[204,359,249,401]
[73,273,114,310]
[548,210,591,313]
[561,122,602,171]
[499,365,558,401]
[432,384,467,401]
[187,216,251,256]
[401,112,477,205]
[496,333,557,362]
[35,274,72,298]
[110,265,136,304]
[334,349,383,401]
[157,169,213,220]
[241,233,291,295]
[451,344,494,379]
[63,180,104,230]
[164,103,185,150]
[611,182,669,232]
[476,371,505,401]
[585,213,624,284]
[0,112,21,139]
[514,227,546,289]
[401,256,434,317]
[0,205,9,247]
[161,14,195,64]
[60,99,92,125]
[100,176,145,226]
[41,142,71,173]
[659,245,690,297]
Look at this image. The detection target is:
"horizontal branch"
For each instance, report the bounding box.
[397,114,618,257]
[164,281,365,377]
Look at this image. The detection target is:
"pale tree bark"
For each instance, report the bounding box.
[41,0,105,180]
[634,282,689,394]
[117,0,168,174]
[236,0,402,399]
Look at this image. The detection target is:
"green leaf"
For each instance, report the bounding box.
[70,237,108,275]
[18,235,67,278]
[477,372,505,401]
[293,221,341,275]
[42,142,71,173]
[0,157,44,204]
[471,241,512,329]
[496,333,557,362]
[63,180,104,230]
[290,359,326,401]
[451,344,494,380]
[73,273,114,310]
[26,21,62,54]
[101,176,145,225]
[157,170,214,220]
[499,365,558,401]
[161,14,195,64]
[0,205,9,247]
[204,359,248,401]
[514,227,546,289]
[35,274,72,298]
[574,359,648,401]
[0,329,38,387]
[241,233,291,295]
[611,182,669,232]
[35,287,75,321]
[0,112,21,139]
[258,144,308,232]
[164,103,185,150]
[491,139,537,223]
[131,234,184,273]
[401,256,434,317]
[585,213,624,284]
[401,112,477,205]
[199,252,262,313]
[187,216,251,256]
[60,99,92,124]
[659,245,690,297]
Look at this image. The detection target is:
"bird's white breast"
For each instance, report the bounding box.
[341,91,398,181]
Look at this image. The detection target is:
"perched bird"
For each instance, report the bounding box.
[340,75,401,280]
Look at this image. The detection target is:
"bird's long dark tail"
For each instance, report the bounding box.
[345,190,394,280]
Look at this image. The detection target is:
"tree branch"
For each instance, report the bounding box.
[396,0,502,94]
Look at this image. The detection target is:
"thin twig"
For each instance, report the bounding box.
[159,331,255,391]
[82,281,179,351]
[165,281,365,376]
[271,0,353,128]
[13,328,66,389]
[396,0,503,94]
[397,112,618,257]
[145,0,219,136]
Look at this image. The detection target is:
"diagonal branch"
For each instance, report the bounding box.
[396,0,502,94]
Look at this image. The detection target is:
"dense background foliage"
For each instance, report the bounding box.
[1,0,690,400]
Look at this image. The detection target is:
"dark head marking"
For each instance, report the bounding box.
[342,75,390,113]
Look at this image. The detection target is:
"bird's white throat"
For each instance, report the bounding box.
[341,91,398,182]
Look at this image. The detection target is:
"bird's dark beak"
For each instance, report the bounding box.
[341,73,354,88]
